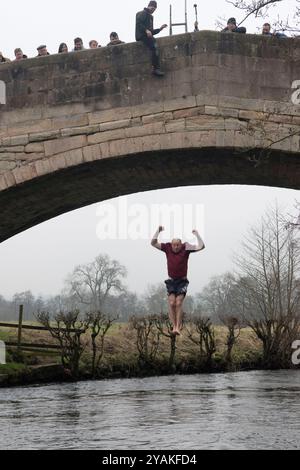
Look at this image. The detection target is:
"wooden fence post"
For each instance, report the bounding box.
[17,305,23,352]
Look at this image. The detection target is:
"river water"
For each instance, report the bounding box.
[0,370,299,450]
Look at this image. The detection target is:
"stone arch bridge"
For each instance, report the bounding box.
[0,31,300,242]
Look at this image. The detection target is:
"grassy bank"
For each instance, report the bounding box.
[0,321,268,388]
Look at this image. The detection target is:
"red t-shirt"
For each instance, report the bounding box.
[161,243,194,279]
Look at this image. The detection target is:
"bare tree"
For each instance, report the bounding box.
[106,292,146,322]
[220,315,242,364]
[185,315,216,367]
[143,284,168,314]
[86,311,116,377]
[285,201,300,231]
[66,254,127,311]
[42,294,71,315]
[0,295,12,321]
[13,291,35,321]
[143,283,196,316]
[129,314,161,366]
[234,204,300,367]
[154,313,178,370]
[196,272,240,323]
[36,310,90,378]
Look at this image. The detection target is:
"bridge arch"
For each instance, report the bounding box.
[0,31,300,242]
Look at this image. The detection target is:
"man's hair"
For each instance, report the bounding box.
[110,32,118,38]
[263,22,271,27]
[227,17,236,25]
[74,37,83,43]
[14,48,22,55]
[37,45,46,50]
[148,1,157,8]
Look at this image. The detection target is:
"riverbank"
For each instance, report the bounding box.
[0,357,264,388]
[1,350,299,389]
[0,322,297,388]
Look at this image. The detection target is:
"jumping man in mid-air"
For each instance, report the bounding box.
[151,226,205,335]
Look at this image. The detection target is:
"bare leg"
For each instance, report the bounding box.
[168,294,176,332]
[174,295,185,334]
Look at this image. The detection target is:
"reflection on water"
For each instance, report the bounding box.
[0,370,299,449]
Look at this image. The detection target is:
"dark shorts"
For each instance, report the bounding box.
[165,278,189,297]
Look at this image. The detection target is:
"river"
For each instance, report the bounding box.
[0,370,299,450]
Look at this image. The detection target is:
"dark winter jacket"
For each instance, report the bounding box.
[136,8,161,41]
[221,26,246,34]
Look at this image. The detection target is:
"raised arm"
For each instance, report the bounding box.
[185,229,205,252]
[151,226,164,250]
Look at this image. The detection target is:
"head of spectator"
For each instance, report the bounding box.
[227,17,237,31]
[37,45,49,57]
[89,40,99,49]
[14,48,27,61]
[107,32,125,46]
[222,17,246,34]
[262,22,287,38]
[58,43,68,53]
[262,23,272,35]
[147,1,157,14]
[74,37,84,51]
[0,52,11,63]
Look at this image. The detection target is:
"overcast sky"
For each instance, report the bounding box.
[0,0,299,301]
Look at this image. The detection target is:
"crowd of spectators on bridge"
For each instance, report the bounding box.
[217,17,287,38]
[0,32,125,64]
[0,0,289,76]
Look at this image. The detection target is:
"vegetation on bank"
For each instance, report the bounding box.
[0,310,297,388]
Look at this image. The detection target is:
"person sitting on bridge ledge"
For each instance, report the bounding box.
[0,52,11,63]
[222,17,246,34]
[58,43,69,53]
[14,48,28,61]
[151,226,205,336]
[107,32,125,46]
[89,40,100,49]
[262,23,287,38]
[135,1,167,77]
[36,45,50,57]
[73,37,85,51]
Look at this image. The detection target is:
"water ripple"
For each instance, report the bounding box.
[0,370,299,449]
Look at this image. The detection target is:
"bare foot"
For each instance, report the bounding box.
[172,329,180,336]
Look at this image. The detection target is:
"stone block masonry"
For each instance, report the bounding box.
[0,31,300,242]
